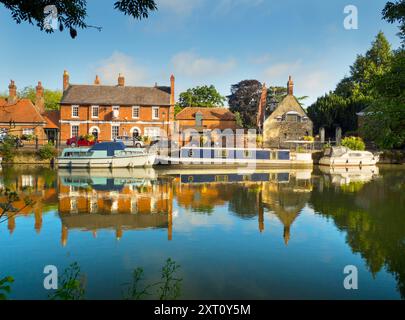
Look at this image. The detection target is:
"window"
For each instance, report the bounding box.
[132,106,140,119]
[144,127,161,138]
[112,125,120,140]
[92,105,99,118]
[71,125,79,138]
[72,105,79,118]
[152,106,159,119]
[22,128,34,135]
[112,106,119,118]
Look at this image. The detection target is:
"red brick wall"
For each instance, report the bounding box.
[60,104,172,142]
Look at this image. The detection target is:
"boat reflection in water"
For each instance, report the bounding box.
[318,165,379,186]
[58,168,173,244]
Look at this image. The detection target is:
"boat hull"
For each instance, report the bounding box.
[57,154,156,168]
[319,156,379,166]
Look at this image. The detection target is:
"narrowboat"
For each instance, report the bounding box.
[58,142,156,168]
[319,146,379,167]
[156,147,313,168]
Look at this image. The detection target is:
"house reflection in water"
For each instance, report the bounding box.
[170,169,313,244]
[0,169,58,234]
[58,171,173,245]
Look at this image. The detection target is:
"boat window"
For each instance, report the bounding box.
[215,175,228,182]
[244,150,252,158]
[349,153,363,157]
[188,176,194,183]
[188,149,194,157]
[271,151,278,160]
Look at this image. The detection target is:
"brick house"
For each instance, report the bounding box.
[0,80,58,144]
[59,71,175,143]
[263,77,313,147]
[175,107,238,145]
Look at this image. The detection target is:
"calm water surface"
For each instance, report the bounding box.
[0,165,404,299]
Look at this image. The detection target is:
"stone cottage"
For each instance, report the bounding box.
[263,76,313,147]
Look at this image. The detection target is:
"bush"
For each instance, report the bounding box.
[303,136,314,142]
[37,142,58,160]
[341,136,366,151]
[0,136,17,163]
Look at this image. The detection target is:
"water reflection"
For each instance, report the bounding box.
[1,165,404,299]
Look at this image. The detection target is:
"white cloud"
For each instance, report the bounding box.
[95,52,147,85]
[157,0,202,15]
[171,51,236,78]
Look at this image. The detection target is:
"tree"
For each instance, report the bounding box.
[177,85,226,108]
[382,0,405,45]
[18,86,62,110]
[0,0,157,38]
[228,80,262,129]
[308,32,394,137]
[362,49,405,149]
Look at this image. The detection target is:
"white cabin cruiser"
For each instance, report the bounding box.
[58,142,156,168]
[319,146,379,167]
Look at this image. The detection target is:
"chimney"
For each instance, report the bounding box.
[94,75,101,85]
[8,80,17,103]
[287,75,294,95]
[35,81,45,113]
[170,74,175,106]
[63,70,69,91]
[118,73,125,86]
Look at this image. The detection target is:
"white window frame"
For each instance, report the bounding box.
[91,105,99,118]
[72,105,79,118]
[144,127,161,138]
[112,105,120,118]
[22,128,34,135]
[132,106,140,119]
[152,106,159,120]
[111,125,120,140]
[71,125,79,138]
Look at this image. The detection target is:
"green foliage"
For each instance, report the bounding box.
[0,136,18,163]
[18,86,62,111]
[0,0,157,38]
[382,0,405,45]
[362,49,405,149]
[234,111,244,128]
[0,276,14,300]
[124,258,182,300]
[49,262,85,300]
[308,32,394,137]
[37,142,58,160]
[178,85,226,108]
[341,136,366,151]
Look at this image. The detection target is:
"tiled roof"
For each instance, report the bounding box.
[43,110,60,129]
[176,107,236,121]
[60,84,171,106]
[0,98,46,124]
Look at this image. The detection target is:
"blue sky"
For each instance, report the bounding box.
[0,0,401,105]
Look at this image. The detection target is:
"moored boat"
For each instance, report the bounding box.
[156,146,313,168]
[57,142,156,168]
[319,146,379,167]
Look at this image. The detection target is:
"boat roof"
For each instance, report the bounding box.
[89,142,126,156]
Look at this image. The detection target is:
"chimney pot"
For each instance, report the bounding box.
[118,73,125,86]
[94,75,101,85]
[8,80,17,103]
[63,70,70,91]
[287,75,294,95]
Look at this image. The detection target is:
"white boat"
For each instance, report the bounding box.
[319,146,379,167]
[57,142,156,168]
